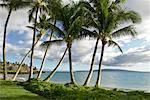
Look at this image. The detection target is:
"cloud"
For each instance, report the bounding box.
[0,0,149,71]
[125,0,150,19]
[104,45,150,67]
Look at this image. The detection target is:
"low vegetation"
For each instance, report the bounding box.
[1,79,150,100]
[23,79,150,100]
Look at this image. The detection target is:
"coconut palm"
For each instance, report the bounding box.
[43,47,68,82]
[12,14,49,81]
[80,0,141,87]
[36,16,56,79]
[28,0,48,80]
[12,0,62,81]
[37,0,62,79]
[0,0,31,80]
[42,3,87,83]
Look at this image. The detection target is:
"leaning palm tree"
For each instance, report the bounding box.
[37,0,62,79]
[28,0,48,80]
[36,15,56,79]
[81,0,141,87]
[0,0,31,80]
[12,15,48,81]
[42,4,86,83]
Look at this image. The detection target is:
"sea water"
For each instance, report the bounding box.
[17,70,150,92]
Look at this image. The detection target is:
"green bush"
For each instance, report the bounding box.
[22,79,150,100]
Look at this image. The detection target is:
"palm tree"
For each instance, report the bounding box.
[43,47,68,81]
[12,15,48,81]
[80,0,141,86]
[36,16,56,79]
[42,3,86,83]
[0,0,31,80]
[28,0,48,80]
[37,0,62,79]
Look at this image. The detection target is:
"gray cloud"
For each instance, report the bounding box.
[125,0,150,19]
[104,45,150,66]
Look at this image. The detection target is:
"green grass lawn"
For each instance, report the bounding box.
[0,80,48,100]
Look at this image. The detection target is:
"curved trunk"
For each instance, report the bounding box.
[28,7,39,80]
[3,9,12,80]
[37,20,56,79]
[36,46,49,79]
[83,37,100,86]
[68,46,76,84]
[12,38,40,81]
[95,43,105,87]
[43,48,68,82]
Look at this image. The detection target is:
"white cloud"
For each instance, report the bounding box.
[0,0,149,72]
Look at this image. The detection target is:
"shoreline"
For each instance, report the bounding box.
[0,74,149,93]
[1,79,149,99]
[0,74,28,81]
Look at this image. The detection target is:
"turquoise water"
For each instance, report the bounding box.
[18,70,150,92]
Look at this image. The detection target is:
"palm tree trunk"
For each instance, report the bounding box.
[36,46,49,79]
[95,43,105,87]
[83,37,100,86]
[29,7,39,80]
[37,20,56,79]
[68,46,76,84]
[43,47,68,82]
[12,38,40,81]
[3,9,12,80]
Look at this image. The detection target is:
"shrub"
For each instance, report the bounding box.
[22,79,150,100]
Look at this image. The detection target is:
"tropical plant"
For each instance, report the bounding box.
[80,0,141,87]
[0,0,31,80]
[12,14,49,81]
[36,15,55,79]
[28,0,48,80]
[42,3,87,84]
[37,0,62,79]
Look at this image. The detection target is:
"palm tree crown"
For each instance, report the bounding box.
[42,3,88,83]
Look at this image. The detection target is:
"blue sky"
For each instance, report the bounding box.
[0,0,150,72]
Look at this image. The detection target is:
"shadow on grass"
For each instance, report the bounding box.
[0,95,48,100]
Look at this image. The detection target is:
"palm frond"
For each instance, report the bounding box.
[115,10,141,24]
[40,39,64,49]
[0,3,9,8]
[28,6,36,22]
[108,40,123,53]
[126,11,141,23]
[48,23,65,38]
[114,0,127,4]
[78,28,98,39]
[78,1,95,13]
[111,25,138,38]
[26,26,39,32]
[68,16,82,34]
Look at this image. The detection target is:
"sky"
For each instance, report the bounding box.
[0,0,150,72]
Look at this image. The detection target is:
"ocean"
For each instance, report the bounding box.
[17,70,150,92]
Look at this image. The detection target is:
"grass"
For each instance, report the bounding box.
[0,79,150,100]
[0,80,48,100]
